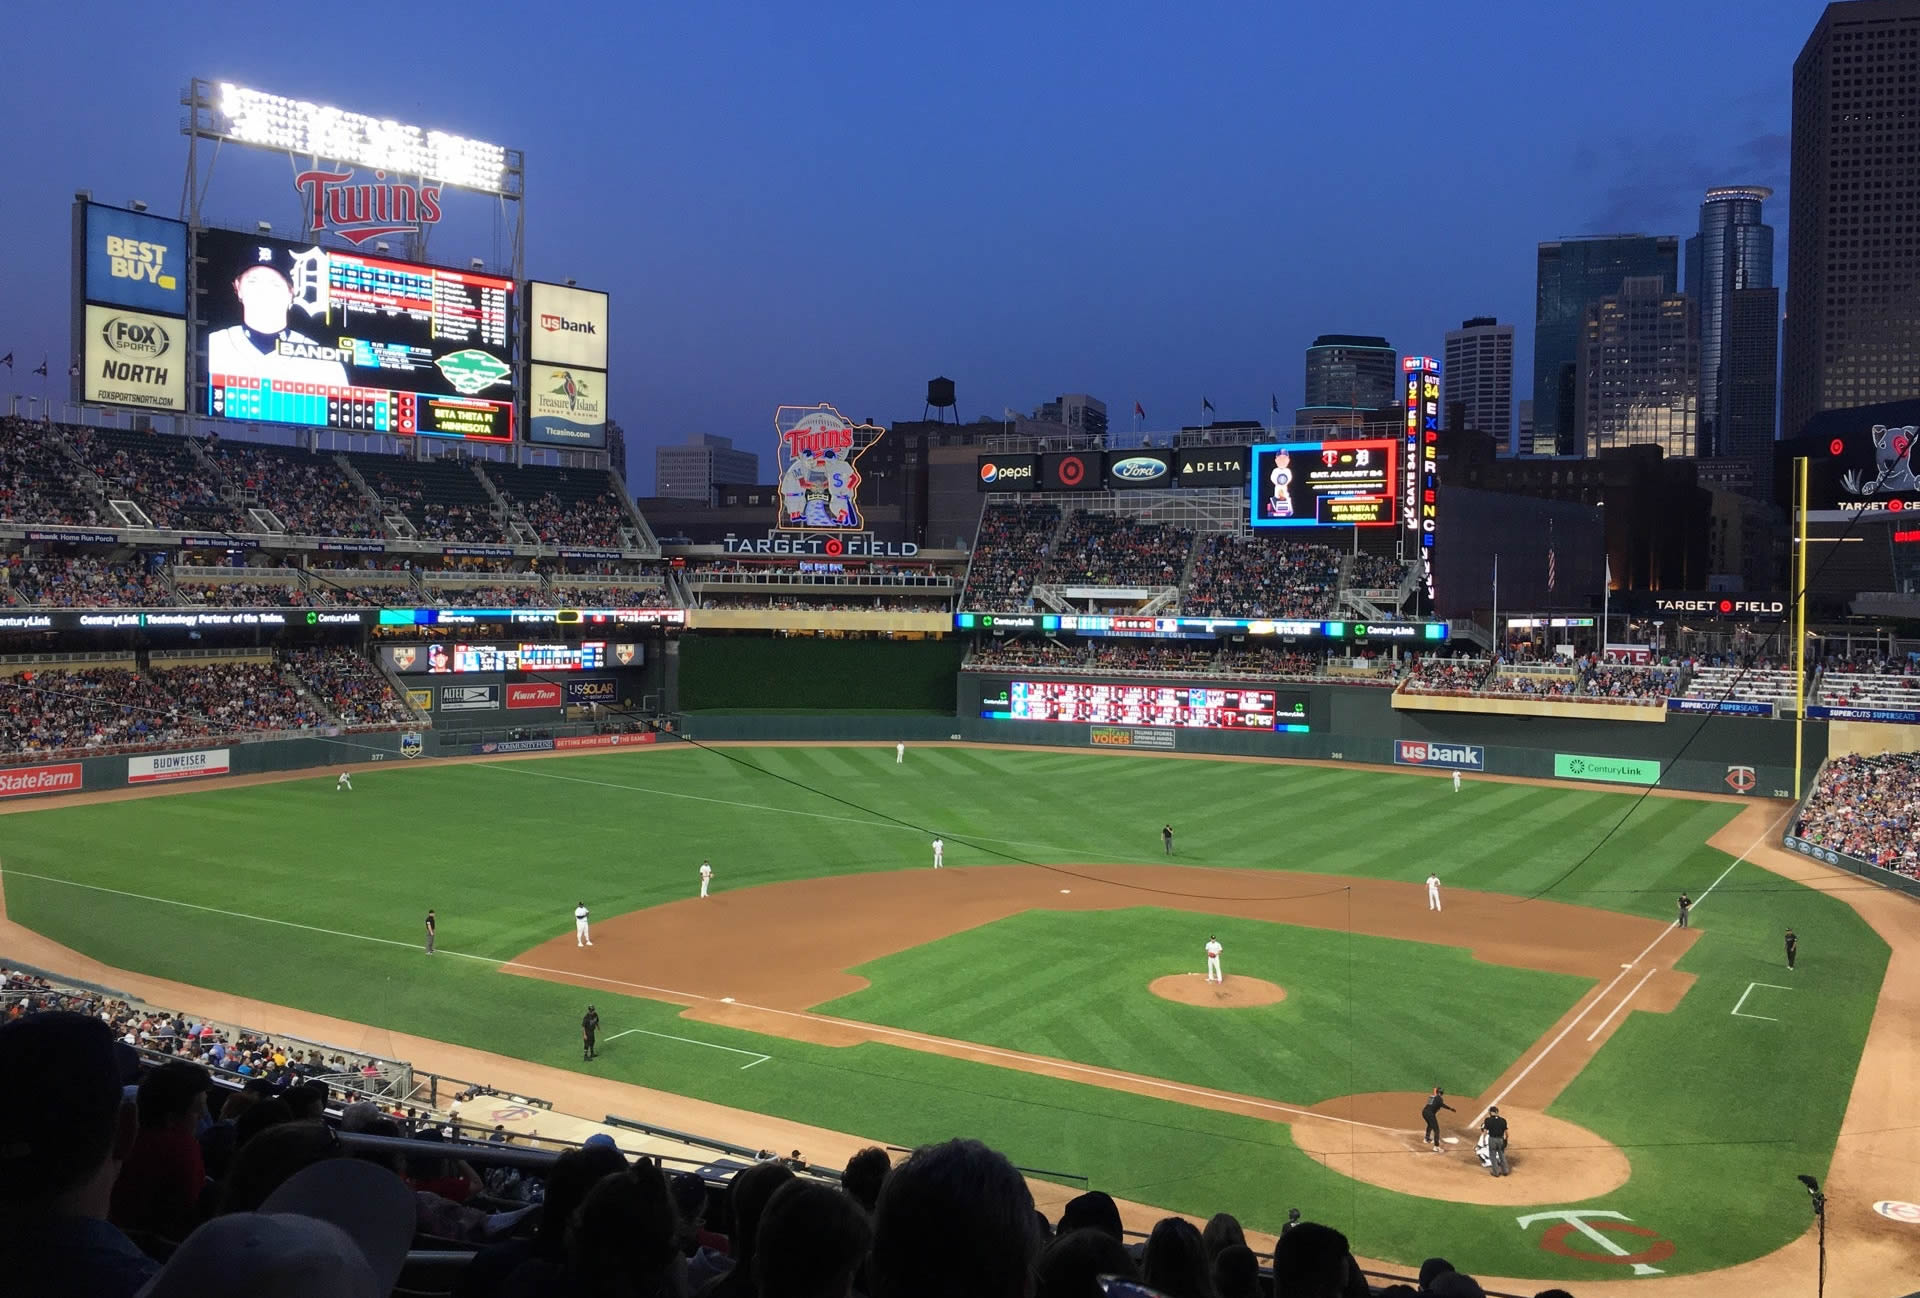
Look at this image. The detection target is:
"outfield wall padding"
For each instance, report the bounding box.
[676,635,964,713]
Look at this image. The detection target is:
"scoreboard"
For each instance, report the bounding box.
[999,679,1308,731]
[1251,439,1398,528]
[390,642,608,673]
[198,229,516,441]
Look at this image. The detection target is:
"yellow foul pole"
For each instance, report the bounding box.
[1793,456,1809,801]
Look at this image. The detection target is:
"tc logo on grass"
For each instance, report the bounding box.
[1517,1211,1674,1275]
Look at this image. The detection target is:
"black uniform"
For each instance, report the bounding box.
[1162,825,1174,855]
[424,910,436,954]
[1482,1110,1510,1176]
[1785,930,1798,970]
[1421,1090,1454,1146]
[582,1007,600,1060]
[1677,894,1691,929]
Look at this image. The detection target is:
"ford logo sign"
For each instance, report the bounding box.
[1111,456,1167,482]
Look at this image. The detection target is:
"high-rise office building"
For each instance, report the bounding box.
[1516,401,1534,456]
[1685,187,1775,458]
[655,433,761,500]
[1785,0,1920,439]
[1298,335,1396,424]
[1724,286,1782,499]
[1535,236,1680,455]
[1442,317,1514,443]
[1576,277,1701,459]
[1034,393,1109,440]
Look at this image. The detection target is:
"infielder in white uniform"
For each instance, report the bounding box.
[336,771,352,791]
[1427,873,1443,911]
[896,742,905,764]
[699,860,713,897]
[932,837,944,869]
[1453,770,1462,793]
[1205,936,1224,983]
[574,902,592,947]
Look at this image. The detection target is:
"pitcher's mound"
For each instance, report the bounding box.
[1149,974,1287,1007]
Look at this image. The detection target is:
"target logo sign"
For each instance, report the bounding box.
[824,537,844,556]
[1831,438,1846,456]
[1056,455,1087,488]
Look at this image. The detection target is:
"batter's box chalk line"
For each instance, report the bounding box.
[603,1027,770,1070]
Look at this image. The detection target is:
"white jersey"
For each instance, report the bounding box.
[575,906,589,922]
[700,863,713,881]
[1206,940,1223,961]
[206,325,350,388]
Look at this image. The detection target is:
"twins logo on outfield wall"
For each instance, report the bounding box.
[1725,765,1757,794]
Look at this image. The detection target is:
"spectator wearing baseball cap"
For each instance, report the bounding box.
[0,1011,158,1298]
[110,1059,213,1244]
[134,1157,416,1298]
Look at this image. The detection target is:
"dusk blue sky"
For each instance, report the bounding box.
[0,1,1812,490]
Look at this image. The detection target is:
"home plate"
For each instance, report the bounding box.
[1443,1137,1461,1144]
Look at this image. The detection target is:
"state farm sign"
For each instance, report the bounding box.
[0,763,83,799]
[506,682,563,709]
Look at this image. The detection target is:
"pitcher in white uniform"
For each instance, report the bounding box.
[1427,873,1442,911]
[574,902,592,947]
[1205,936,1224,983]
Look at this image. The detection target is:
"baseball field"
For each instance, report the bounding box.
[0,742,1908,1288]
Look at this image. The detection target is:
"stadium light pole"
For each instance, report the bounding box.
[1792,456,1809,802]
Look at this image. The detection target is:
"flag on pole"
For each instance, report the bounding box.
[1605,556,1613,588]
[0,352,12,369]
[1003,407,1018,422]
[1133,401,1145,420]
[1202,398,1214,413]
[1547,548,1556,593]
[32,356,47,377]
[1270,394,1279,414]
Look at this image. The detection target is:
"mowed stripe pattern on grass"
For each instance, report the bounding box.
[815,907,1596,1105]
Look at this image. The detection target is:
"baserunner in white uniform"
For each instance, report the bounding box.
[932,837,944,869]
[1205,936,1224,983]
[574,902,592,947]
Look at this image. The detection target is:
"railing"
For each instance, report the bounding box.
[682,570,955,590]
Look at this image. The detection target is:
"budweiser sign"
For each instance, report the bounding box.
[294,168,443,245]
[0,763,83,799]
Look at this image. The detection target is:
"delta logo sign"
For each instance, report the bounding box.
[1394,739,1485,771]
[295,168,444,245]
[774,403,885,531]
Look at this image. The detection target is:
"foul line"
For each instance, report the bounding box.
[1584,968,1658,1043]
[0,863,1399,1135]
[604,1027,770,1069]
[1467,804,1791,1127]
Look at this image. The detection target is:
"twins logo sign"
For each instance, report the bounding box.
[774,403,884,531]
[1517,1211,1674,1276]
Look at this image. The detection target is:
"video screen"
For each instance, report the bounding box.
[1251,439,1398,528]
[197,229,515,441]
[999,680,1306,730]
[386,642,607,673]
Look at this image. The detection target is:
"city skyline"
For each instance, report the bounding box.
[0,1,1805,489]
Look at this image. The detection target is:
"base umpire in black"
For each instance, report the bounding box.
[582,1005,600,1060]
[1677,892,1691,928]
[1421,1087,1454,1146]
[1785,928,1798,970]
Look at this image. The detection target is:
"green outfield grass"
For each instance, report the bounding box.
[816,908,1595,1104]
[0,744,1888,1282]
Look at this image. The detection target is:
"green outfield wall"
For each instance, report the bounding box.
[675,635,964,714]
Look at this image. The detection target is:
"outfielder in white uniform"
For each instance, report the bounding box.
[1453,770,1461,793]
[336,771,352,791]
[1205,937,1224,983]
[699,861,713,898]
[932,838,944,869]
[896,742,905,764]
[574,902,592,947]
[1427,873,1443,911]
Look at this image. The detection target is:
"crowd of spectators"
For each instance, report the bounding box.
[1401,655,1493,695]
[365,470,511,545]
[1185,535,1340,619]
[67,429,245,532]
[205,441,380,538]
[698,595,950,612]
[1043,512,1195,588]
[151,662,322,734]
[286,649,416,728]
[960,503,1062,611]
[1793,751,1920,876]
[1814,653,1920,707]
[1345,552,1407,591]
[552,583,677,608]
[5,555,175,607]
[0,416,105,526]
[426,583,549,609]
[1480,657,1681,705]
[175,579,314,608]
[3,1003,1551,1298]
[514,487,633,548]
[964,640,1341,682]
[0,666,193,754]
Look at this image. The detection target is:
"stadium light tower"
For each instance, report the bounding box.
[179,78,525,280]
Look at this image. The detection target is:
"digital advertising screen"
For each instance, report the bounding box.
[384,642,608,673]
[80,203,189,315]
[527,282,609,369]
[82,305,188,411]
[1174,446,1249,488]
[197,229,516,441]
[988,679,1308,731]
[1251,438,1398,528]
